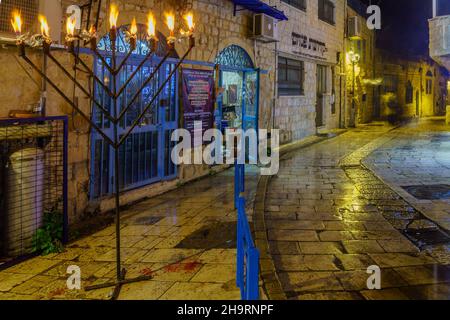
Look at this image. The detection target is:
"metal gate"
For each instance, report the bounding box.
[0,116,68,267]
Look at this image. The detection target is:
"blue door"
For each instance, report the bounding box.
[90,26,178,199]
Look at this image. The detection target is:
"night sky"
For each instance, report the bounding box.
[360,0,435,57]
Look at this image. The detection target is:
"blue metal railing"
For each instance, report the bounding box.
[234,163,260,300]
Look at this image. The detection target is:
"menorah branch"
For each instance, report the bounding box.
[118,41,194,146]
[46,51,115,123]
[21,54,115,147]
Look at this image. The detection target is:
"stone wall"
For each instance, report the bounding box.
[375,51,448,119]
[274,0,345,143]
[345,5,376,126]
[0,0,275,223]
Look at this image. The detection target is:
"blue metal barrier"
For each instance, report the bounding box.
[234,162,245,209]
[236,196,260,300]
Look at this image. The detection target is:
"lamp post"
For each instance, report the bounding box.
[11,6,195,299]
[348,50,360,127]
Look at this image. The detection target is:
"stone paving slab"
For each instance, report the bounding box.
[263,122,450,300]
[0,167,260,300]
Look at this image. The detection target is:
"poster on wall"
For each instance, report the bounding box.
[182,68,215,147]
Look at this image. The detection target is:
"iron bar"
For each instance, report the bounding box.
[20,55,115,147]
[115,42,157,99]
[116,50,171,122]
[46,51,115,122]
[70,49,115,99]
[118,43,194,146]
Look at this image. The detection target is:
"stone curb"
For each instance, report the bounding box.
[252,131,347,300]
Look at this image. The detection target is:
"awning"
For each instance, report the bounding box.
[231,0,289,21]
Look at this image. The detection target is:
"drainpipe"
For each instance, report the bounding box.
[272,40,278,131]
[433,0,437,18]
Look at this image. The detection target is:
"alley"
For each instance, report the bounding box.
[264,119,450,300]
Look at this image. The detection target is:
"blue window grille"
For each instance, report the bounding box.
[90,24,178,199]
[215,45,254,69]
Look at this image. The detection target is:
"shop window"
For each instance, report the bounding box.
[405,81,413,104]
[318,0,335,25]
[0,0,37,34]
[282,0,307,11]
[384,75,398,93]
[317,65,328,95]
[278,56,305,96]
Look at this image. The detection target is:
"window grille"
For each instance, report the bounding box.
[0,0,38,34]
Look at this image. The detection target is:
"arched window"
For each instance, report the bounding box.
[215,45,254,69]
[405,81,413,104]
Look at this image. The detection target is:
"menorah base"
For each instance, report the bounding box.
[84,268,154,300]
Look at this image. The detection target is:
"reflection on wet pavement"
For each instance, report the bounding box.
[0,166,259,300]
[265,120,450,300]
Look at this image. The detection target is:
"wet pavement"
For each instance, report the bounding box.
[1,119,449,300]
[0,167,259,300]
[264,119,450,300]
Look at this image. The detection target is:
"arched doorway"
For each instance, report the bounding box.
[214,45,260,133]
[90,24,179,198]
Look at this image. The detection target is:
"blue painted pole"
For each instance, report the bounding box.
[247,247,260,300]
[236,197,244,291]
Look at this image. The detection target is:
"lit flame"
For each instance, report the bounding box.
[165,13,175,33]
[184,13,194,32]
[66,16,76,36]
[11,11,22,34]
[130,18,137,35]
[39,15,50,38]
[89,25,96,35]
[147,13,155,37]
[109,4,119,29]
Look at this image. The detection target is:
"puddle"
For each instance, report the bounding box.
[175,222,237,249]
[404,229,450,247]
[402,185,450,200]
[131,216,164,225]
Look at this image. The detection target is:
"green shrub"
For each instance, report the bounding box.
[32,209,64,255]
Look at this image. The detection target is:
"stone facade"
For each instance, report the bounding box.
[375,51,449,119]
[0,0,275,223]
[275,0,345,143]
[345,3,376,126]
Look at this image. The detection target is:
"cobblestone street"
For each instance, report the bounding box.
[263,119,450,300]
[0,168,260,300]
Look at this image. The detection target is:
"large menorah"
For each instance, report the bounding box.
[11,5,195,299]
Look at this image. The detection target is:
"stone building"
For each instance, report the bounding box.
[375,51,449,120]
[0,0,278,223]
[429,0,450,123]
[343,0,376,126]
[275,0,345,143]
[0,0,378,224]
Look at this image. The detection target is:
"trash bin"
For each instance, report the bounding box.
[5,148,44,257]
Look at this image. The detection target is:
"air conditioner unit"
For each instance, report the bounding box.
[253,14,278,42]
[348,16,362,40]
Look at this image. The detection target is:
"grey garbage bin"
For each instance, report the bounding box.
[5,148,44,257]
